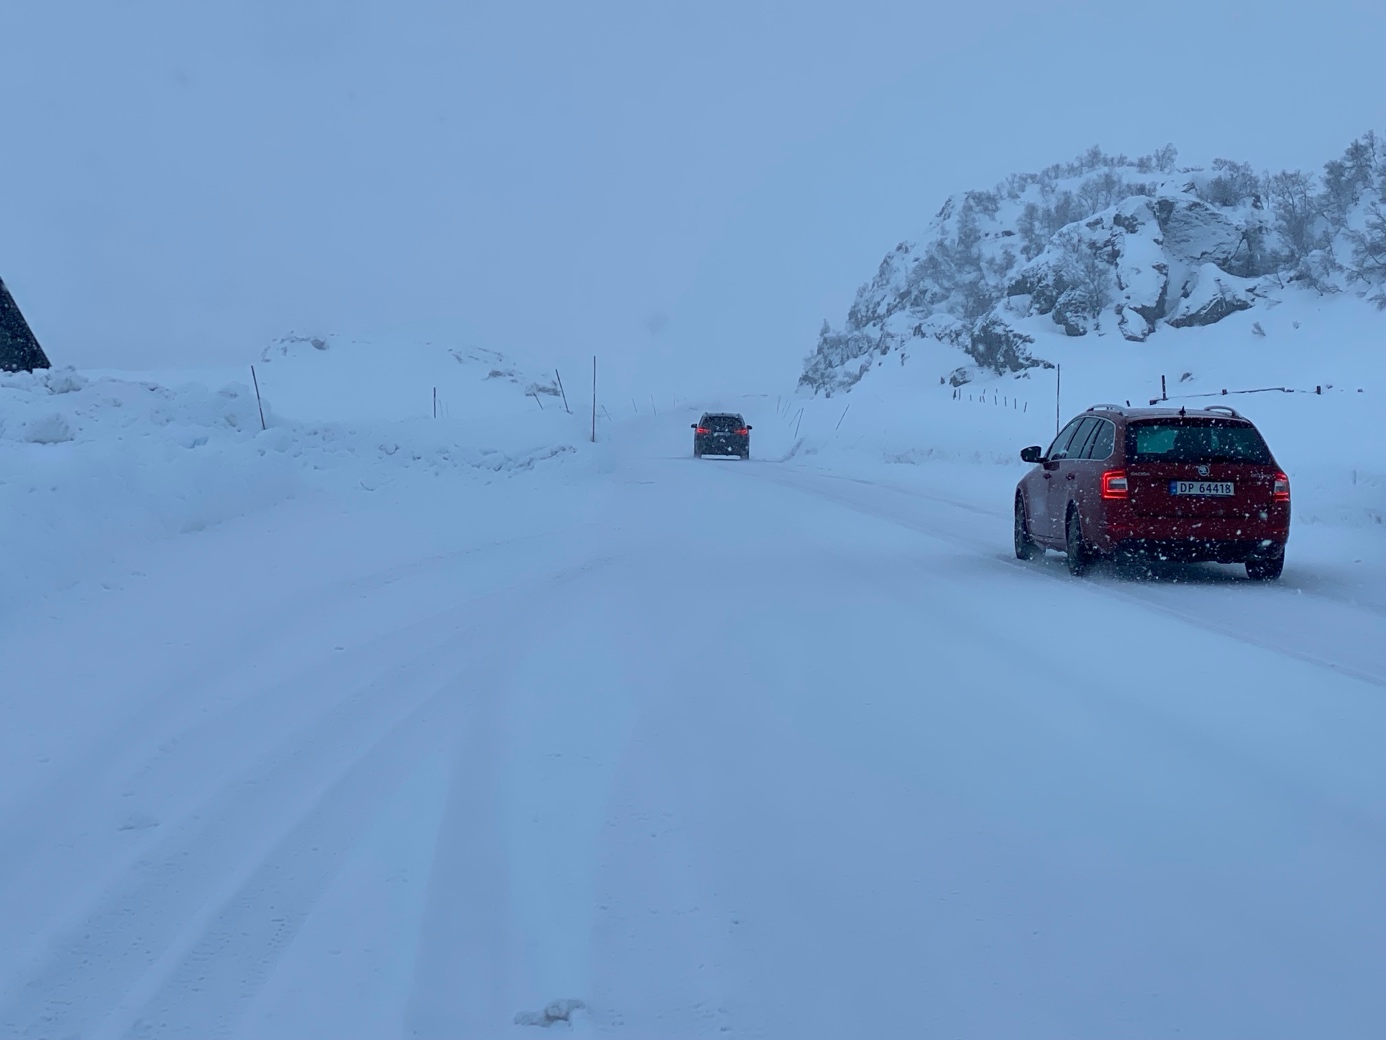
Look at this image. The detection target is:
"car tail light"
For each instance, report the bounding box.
[695,427,710,434]
[736,428,749,435]
[1101,469,1128,499]
[1273,471,1290,502]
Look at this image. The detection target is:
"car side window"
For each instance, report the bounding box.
[1046,418,1087,460]
[1053,417,1099,461]
[1070,419,1103,459]
[1087,419,1115,460]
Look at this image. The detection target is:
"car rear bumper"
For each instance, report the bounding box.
[1095,512,1288,555]
[1110,538,1285,564]
[695,437,749,456]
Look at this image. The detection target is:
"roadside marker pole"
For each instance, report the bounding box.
[1055,364,1062,437]
[250,365,266,430]
[591,356,597,443]
[555,369,571,414]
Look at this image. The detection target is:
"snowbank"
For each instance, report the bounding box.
[767,291,1384,532]
[0,346,587,621]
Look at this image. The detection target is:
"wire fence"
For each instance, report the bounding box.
[951,387,1029,412]
[1148,383,1364,405]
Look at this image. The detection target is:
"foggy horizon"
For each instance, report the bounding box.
[4,0,1383,391]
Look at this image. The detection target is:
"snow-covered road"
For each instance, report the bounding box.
[2,440,1382,1040]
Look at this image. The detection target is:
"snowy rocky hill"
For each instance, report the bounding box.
[800,134,1386,394]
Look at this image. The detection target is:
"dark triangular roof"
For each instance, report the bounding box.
[0,277,51,372]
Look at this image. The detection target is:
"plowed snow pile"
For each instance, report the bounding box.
[0,337,585,622]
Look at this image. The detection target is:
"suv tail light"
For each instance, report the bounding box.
[1101,469,1129,500]
[736,428,749,436]
[1273,471,1290,502]
[695,427,710,434]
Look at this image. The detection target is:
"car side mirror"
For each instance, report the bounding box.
[1020,446,1043,464]
[745,425,752,430]
[690,424,698,429]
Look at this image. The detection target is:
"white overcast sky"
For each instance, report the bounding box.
[3,0,1383,390]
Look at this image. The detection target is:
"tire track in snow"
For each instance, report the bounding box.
[731,462,1386,689]
[0,525,574,927]
[2,630,476,1040]
[403,551,640,1036]
[589,465,1384,1036]
[584,619,744,1039]
[402,545,741,1038]
[0,531,581,1011]
[0,554,622,1040]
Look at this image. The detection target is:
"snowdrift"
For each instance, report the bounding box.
[772,291,1383,534]
[0,338,590,621]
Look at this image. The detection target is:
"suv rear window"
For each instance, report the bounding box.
[704,416,743,431]
[1126,420,1271,464]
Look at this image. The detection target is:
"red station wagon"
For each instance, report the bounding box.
[1014,404,1291,580]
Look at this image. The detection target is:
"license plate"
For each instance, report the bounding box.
[1170,480,1234,496]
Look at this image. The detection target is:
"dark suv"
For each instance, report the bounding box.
[1014,405,1290,579]
[692,413,751,459]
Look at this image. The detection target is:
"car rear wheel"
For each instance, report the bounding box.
[1245,554,1284,581]
[1065,507,1091,576]
[1014,494,1036,561]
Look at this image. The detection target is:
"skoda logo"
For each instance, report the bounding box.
[1197,464,1210,476]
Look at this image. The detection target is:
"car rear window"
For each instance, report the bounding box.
[705,416,744,431]
[1126,420,1271,464]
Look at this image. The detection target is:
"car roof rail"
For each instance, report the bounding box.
[1086,403,1126,414]
[1201,405,1241,418]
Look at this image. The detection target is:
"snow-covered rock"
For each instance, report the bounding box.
[801,134,1385,395]
[514,998,587,1028]
[965,315,1044,374]
[1155,195,1248,270]
[1166,264,1257,328]
[1111,198,1169,339]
